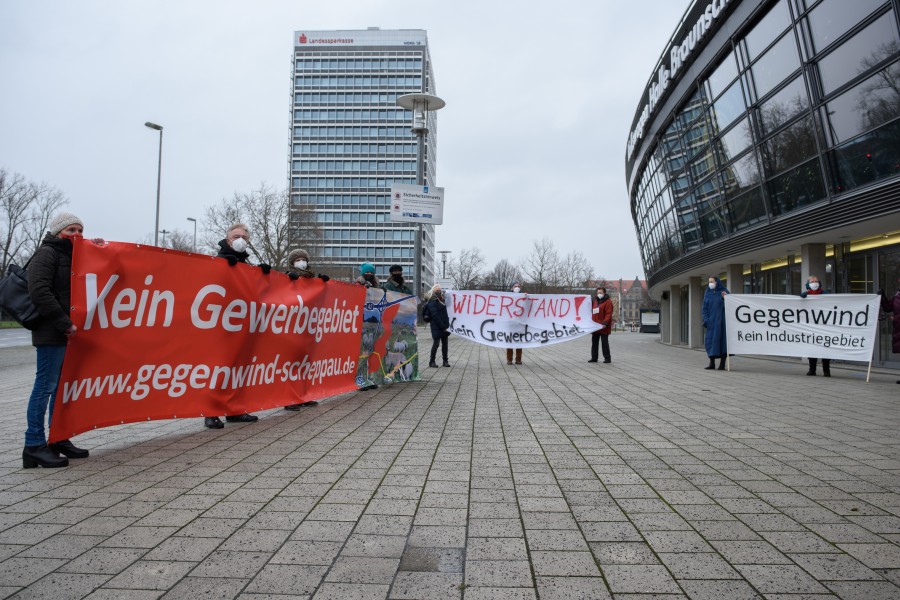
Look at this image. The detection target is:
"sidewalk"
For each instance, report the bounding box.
[0,332,898,599]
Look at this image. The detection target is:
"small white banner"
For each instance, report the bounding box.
[446,290,599,348]
[724,294,880,361]
[390,183,444,225]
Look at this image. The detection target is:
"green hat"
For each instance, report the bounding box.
[361,262,376,274]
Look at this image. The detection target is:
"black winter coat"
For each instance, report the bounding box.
[216,239,250,263]
[423,298,450,339]
[27,234,73,347]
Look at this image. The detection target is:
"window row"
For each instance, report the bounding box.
[293,160,415,173]
[295,58,422,72]
[294,75,422,88]
[293,142,417,155]
[293,109,409,122]
[295,92,404,105]
[293,177,415,189]
[323,229,415,241]
[293,194,388,206]
[293,126,414,139]
[315,212,391,224]
[322,247,413,258]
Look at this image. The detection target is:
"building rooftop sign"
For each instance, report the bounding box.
[626,0,736,162]
[294,29,426,48]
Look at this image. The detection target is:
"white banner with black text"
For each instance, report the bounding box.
[724,294,880,361]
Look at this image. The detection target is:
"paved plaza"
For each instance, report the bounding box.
[0,330,898,599]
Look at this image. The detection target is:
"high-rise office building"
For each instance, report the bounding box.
[289,28,438,291]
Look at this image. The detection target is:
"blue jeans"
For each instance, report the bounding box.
[25,345,66,446]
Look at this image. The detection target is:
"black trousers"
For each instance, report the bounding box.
[430,334,448,363]
[591,332,611,361]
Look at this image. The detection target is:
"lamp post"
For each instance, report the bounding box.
[144,122,163,246]
[438,250,451,278]
[159,229,170,247]
[186,217,197,252]
[396,93,445,298]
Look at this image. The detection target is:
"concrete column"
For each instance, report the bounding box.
[660,293,670,344]
[669,285,682,345]
[801,244,826,286]
[726,264,744,294]
[688,276,704,349]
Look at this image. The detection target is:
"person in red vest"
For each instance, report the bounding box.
[589,286,614,363]
[800,275,830,377]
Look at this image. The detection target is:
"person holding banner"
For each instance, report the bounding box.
[423,285,451,367]
[284,248,330,410]
[589,287,613,363]
[800,275,831,377]
[702,276,729,370]
[879,279,900,383]
[203,224,263,429]
[355,262,380,288]
[382,265,413,295]
[507,282,525,365]
[23,212,103,468]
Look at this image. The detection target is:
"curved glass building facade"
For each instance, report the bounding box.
[627,0,900,366]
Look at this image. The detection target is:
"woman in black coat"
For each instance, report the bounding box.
[24,213,102,468]
[422,285,451,367]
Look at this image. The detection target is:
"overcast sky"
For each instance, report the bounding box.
[0,0,688,280]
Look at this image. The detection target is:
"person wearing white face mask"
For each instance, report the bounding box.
[283,248,330,410]
[589,287,613,363]
[204,224,263,429]
[800,275,831,377]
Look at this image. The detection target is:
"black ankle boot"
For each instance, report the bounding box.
[704,357,716,370]
[23,445,69,469]
[718,357,726,370]
[442,360,450,367]
[428,361,438,368]
[49,439,89,459]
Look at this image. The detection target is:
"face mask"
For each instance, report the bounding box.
[231,238,247,253]
[294,260,308,270]
[809,282,820,291]
[597,293,605,299]
[708,282,716,290]
[513,287,521,293]
[364,273,375,281]
[392,274,404,283]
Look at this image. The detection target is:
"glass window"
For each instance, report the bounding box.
[690,148,717,181]
[718,116,754,161]
[760,114,818,175]
[682,117,711,161]
[767,157,826,215]
[710,80,747,131]
[707,51,739,100]
[676,88,708,130]
[817,11,900,95]
[744,0,792,61]
[807,0,887,55]
[757,76,810,136]
[728,187,768,231]
[821,60,900,144]
[721,150,762,199]
[751,33,801,100]
[826,118,900,192]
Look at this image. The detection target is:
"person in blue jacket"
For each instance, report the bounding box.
[702,276,729,370]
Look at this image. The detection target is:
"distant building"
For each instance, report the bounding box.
[289,28,438,290]
[589,277,657,326]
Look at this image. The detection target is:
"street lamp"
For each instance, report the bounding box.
[186,217,197,252]
[396,93,445,298]
[144,121,163,246]
[438,250,451,278]
[159,229,170,247]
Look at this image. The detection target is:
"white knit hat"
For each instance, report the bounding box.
[48,212,84,235]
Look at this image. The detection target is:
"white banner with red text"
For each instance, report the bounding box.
[723,294,880,361]
[49,240,364,442]
[446,290,599,348]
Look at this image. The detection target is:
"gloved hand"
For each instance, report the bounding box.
[259,263,271,274]
[225,255,238,266]
[318,274,330,282]
[878,288,885,296]
[288,272,300,281]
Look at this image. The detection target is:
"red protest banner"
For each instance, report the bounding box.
[49,240,364,442]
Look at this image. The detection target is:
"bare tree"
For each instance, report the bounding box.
[558,251,595,293]
[288,198,325,266]
[0,169,68,274]
[163,229,194,252]
[202,183,291,267]
[447,247,485,290]
[482,258,521,291]
[520,237,560,293]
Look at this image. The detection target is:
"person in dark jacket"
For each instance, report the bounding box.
[382,264,413,295]
[702,276,729,370]
[23,212,104,468]
[204,223,265,429]
[589,287,613,363]
[284,248,329,410]
[507,282,525,365]
[422,285,451,367]
[879,277,900,383]
[800,275,831,377]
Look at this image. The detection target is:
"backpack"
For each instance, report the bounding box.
[0,258,41,330]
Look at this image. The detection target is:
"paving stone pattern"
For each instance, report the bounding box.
[0,332,898,599]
